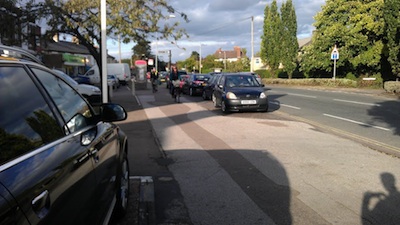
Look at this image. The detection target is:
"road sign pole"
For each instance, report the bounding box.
[333,58,336,80]
[331,45,339,80]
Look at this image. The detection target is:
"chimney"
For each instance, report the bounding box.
[234,46,241,58]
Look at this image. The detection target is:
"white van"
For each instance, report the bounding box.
[84,63,131,85]
[107,63,131,85]
[84,66,101,85]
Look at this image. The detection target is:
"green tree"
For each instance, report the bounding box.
[300,0,385,78]
[0,0,23,46]
[280,0,298,79]
[132,39,152,61]
[261,0,282,77]
[201,55,220,73]
[28,0,188,76]
[383,0,400,79]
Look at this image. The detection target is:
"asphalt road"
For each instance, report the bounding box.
[112,82,400,225]
[265,86,400,155]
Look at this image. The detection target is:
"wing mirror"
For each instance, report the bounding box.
[100,103,127,122]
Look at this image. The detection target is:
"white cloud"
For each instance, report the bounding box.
[108,0,326,63]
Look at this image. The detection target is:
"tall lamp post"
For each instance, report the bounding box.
[222,51,226,71]
[199,44,205,74]
[251,16,254,72]
[100,0,108,103]
[155,14,176,72]
[155,33,158,71]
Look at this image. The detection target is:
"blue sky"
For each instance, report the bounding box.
[107,0,326,63]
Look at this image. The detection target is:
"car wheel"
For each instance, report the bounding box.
[202,91,208,100]
[114,151,129,218]
[212,93,219,108]
[221,101,228,113]
[264,103,269,112]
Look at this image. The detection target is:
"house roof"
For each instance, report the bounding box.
[213,46,242,59]
[42,40,92,54]
[41,40,115,60]
[298,37,312,48]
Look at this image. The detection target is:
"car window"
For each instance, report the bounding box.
[87,70,94,75]
[31,67,94,134]
[219,75,225,86]
[0,66,64,164]
[226,75,258,87]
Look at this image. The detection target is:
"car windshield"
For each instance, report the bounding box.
[55,70,78,86]
[225,75,259,87]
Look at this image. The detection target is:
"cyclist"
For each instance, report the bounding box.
[150,68,158,93]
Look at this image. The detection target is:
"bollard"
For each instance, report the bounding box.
[108,83,113,99]
[131,79,136,95]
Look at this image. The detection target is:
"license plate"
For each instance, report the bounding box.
[241,100,257,104]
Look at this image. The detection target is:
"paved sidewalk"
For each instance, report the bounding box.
[110,82,192,225]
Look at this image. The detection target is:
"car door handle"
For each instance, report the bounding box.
[89,148,100,163]
[32,190,50,219]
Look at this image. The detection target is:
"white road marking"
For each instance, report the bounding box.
[333,99,381,107]
[287,93,317,98]
[323,114,390,131]
[270,101,301,110]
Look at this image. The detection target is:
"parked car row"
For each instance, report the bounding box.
[0,44,130,225]
[53,69,102,105]
[177,72,268,113]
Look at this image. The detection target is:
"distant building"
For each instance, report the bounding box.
[213,46,243,62]
[251,37,313,71]
[41,35,115,76]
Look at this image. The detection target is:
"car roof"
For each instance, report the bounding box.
[0,45,43,65]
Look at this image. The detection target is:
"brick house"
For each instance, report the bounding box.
[213,46,243,63]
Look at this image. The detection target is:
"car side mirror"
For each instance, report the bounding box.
[100,103,127,122]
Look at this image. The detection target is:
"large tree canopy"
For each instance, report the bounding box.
[300,0,385,78]
[27,0,188,70]
[280,0,298,79]
[260,0,282,77]
[383,0,400,78]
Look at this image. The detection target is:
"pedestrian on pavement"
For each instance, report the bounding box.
[169,66,180,96]
[150,68,159,93]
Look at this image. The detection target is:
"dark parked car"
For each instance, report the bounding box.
[202,73,222,100]
[0,45,130,225]
[182,74,211,96]
[212,73,268,113]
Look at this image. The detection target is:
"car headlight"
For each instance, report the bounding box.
[259,92,267,99]
[92,87,101,93]
[226,92,237,99]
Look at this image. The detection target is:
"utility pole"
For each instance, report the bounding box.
[223,51,226,71]
[251,16,254,72]
[168,50,172,71]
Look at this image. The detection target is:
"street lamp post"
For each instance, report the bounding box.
[223,51,226,71]
[251,16,254,72]
[199,44,204,74]
[155,33,158,72]
[155,14,176,72]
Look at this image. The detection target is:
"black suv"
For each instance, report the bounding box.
[0,45,129,224]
